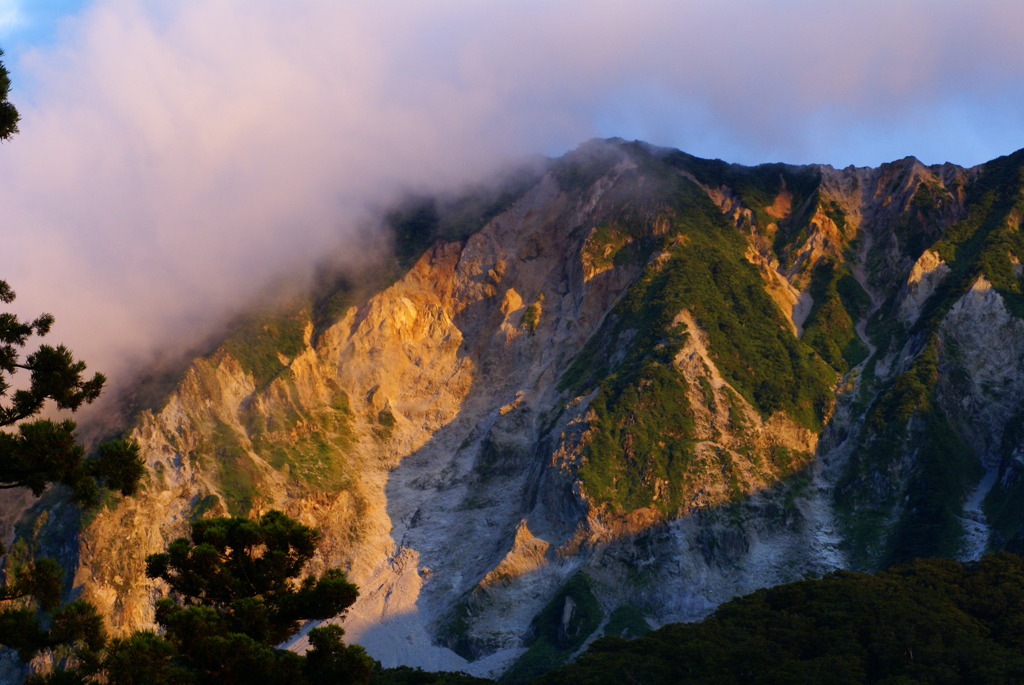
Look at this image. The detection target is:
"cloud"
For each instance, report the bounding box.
[2,0,1024,402]
[0,0,23,35]
[3,1,543,390]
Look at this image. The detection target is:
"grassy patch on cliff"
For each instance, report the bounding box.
[884,408,978,565]
[892,179,955,260]
[823,198,848,233]
[581,363,696,515]
[867,337,939,433]
[581,222,654,274]
[222,308,307,388]
[603,605,651,639]
[802,260,870,373]
[197,380,355,514]
[206,419,259,516]
[520,294,544,335]
[257,425,351,491]
[248,385,354,491]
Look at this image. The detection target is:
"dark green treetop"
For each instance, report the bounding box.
[115,510,372,684]
[23,511,372,684]
[145,510,359,645]
[0,48,19,140]
[0,280,144,502]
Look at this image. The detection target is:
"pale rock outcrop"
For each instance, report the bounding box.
[899,249,950,323]
[940,277,1024,464]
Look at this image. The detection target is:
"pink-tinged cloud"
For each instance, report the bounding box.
[2,0,1023,399]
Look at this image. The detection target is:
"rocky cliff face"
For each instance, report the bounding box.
[15,139,1024,678]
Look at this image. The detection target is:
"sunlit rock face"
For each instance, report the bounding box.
[22,140,1024,677]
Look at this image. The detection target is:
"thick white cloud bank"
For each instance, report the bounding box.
[2,0,1024,390]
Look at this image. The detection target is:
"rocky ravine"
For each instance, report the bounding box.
[15,139,1024,678]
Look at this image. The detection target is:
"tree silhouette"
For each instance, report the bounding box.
[99,511,372,684]
[0,47,143,678]
[0,48,19,140]
[0,279,144,503]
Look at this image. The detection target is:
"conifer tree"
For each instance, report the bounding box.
[0,48,19,140]
[99,511,373,684]
[0,47,143,677]
[0,279,145,501]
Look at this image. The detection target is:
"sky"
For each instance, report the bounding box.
[2,0,1024,400]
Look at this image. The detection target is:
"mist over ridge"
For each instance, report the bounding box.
[2,0,1024,406]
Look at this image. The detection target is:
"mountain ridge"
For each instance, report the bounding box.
[10,138,1024,679]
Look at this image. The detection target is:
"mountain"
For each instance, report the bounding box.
[12,138,1024,679]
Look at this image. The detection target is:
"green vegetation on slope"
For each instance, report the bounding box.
[189,373,355,517]
[834,154,1024,566]
[582,363,696,516]
[206,419,259,516]
[823,198,848,232]
[581,223,637,272]
[836,337,980,568]
[249,381,354,492]
[917,149,1024,327]
[894,179,955,260]
[537,554,1024,685]
[957,152,1024,318]
[520,294,544,335]
[561,156,835,516]
[651,231,836,428]
[867,335,939,434]
[802,259,870,373]
[601,606,651,640]
[885,408,978,565]
[661,149,846,283]
[663,151,822,245]
[222,307,308,387]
